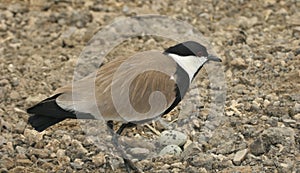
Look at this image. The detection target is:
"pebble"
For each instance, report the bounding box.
[56,149,65,158]
[61,134,72,146]
[8,3,29,13]
[293,113,300,120]
[10,166,27,173]
[92,153,106,167]
[25,94,47,105]
[159,130,187,146]
[16,159,33,166]
[233,149,248,165]
[15,120,27,133]
[15,153,26,160]
[261,127,295,147]
[231,57,248,69]
[294,103,300,113]
[24,129,44,145]
[3,142,14,155]
[249,138,266,156]
[263,99,271,107]
[189,153,214,169]
[159,145,182,156]
[72,139,88,154]
[181,142,201,160]
[29,148,50,158]
[10,90,20,100]
[128,147,150,159]
[71,159,83,169]
[0,79,9,86]
[1,157,15,169]
[282,119,296,127]
[15,146,26,154]
[45,139,60,152]
[171,162,184,169]
[56,149,71,165]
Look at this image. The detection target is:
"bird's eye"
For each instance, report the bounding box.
[197,51,203,57]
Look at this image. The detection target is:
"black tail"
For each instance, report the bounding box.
[27,94,76,132]
[28,115,66,132]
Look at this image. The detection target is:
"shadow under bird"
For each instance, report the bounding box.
[27,41,221,172]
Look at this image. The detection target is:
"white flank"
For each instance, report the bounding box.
[167,53,207,82]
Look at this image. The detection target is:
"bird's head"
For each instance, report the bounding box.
[164,41,221,62]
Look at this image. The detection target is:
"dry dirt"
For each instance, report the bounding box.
[0,0,300,173]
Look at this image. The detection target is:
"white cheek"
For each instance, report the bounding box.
[168,53,207,82]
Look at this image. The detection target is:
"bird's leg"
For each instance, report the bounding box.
[107,121,140,173]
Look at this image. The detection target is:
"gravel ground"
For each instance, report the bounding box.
[0,0,300,172]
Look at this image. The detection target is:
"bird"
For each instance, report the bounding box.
[27,41,221,172]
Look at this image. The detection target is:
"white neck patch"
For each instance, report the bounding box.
[167,53,207,82]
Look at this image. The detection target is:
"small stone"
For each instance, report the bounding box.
[273,101,280,106]
[263,99,271,107]
[15,120,27,133]
[282,119,296,126]
[220,166,252,173]
[16,153,27,159]
[189,153,214,168]
[92,153,106,167]
[41,162,54,170]
[56,149,66,158]
[183,139,193,150]
[181,142,201,160]
[29,148,50,158]
[16,159,33,166]
[171,162,184,169]
[16,146,27,154]
[1,157,14,169]
[122,5,130,14]
[249,138,266,156]
[62,134,72,146]
[71,158,83,169]
[72,139,88,154]
[261,127,295,148]
[45,139,60,151]
[226,111,235,116]
[0,168,8,173]
[24,129,44,145]
[233,149,248,165]
[251,100,261,111]
[0,79,9,86]
[3,142,14,155]
[1,119,13,131]
[294,103,300,113]
[128,147,150,159]
[260,115,269,121]
[8,3,29,13]
[7,64,14,72]
[11,77,19,87]
[159,145,182,156]
[10,166,26,173]
[56,149,70,165]
[25,94,47,105]
[159,130,187,146]
[293,113,300,120]
[231,57,247,69]
[266,93,279,101]
[10,90,20,100]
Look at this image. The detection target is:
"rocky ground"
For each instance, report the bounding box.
[0,0,300,172]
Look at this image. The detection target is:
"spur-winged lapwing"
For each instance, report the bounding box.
[27,41,221,172]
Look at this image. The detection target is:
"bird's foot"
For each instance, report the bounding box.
[123,158,142,173]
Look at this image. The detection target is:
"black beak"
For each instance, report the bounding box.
[207,54,222,62]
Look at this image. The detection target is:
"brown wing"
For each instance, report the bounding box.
[55,51,178,123]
